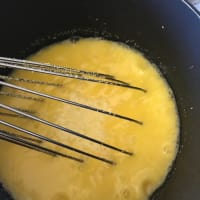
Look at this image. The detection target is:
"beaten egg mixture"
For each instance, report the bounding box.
[0,38,179,200]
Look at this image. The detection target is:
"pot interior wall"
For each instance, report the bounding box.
[0,0,200,200]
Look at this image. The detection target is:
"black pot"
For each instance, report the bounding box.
[0,0,200,199]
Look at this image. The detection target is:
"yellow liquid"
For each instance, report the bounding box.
[0,38,179,200]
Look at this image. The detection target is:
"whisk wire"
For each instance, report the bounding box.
[0,103,133,156]
[0,120,115,165]
[0,57,146,165]
[0,80,142,124]
[0,130,84,163]
[0,57,147,92]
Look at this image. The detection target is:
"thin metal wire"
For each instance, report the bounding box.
[0,103,133,157]
[2,131,42,143]
[0,81,143,124]
[0,57,145,165]
[0,58,147,92]
[0,130,83,163]
[0,107,35,118]
[0,57,117,79]
[0,59,130,86]
[0,120,115,165]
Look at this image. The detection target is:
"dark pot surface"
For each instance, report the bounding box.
[0,0,200,200]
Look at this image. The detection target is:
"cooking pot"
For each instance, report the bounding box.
[0,0,200,199]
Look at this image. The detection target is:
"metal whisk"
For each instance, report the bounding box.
[0,57,146,165]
